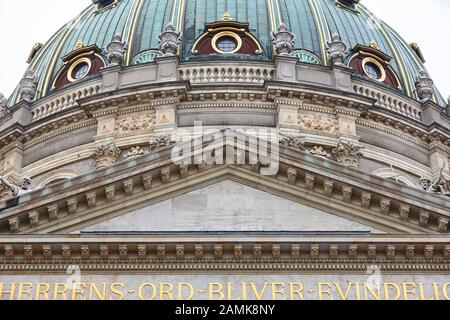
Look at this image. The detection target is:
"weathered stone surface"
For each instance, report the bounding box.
[81,180,379,233]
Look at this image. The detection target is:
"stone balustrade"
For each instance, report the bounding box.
[352,79,422,121]
[179,63,275,85]
[31,80,102,121]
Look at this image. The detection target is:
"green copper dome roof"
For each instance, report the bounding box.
[8,0,445,106]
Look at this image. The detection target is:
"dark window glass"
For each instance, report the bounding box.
[364,62,382,80]
[217,37,237,53]
[73,62,90,80]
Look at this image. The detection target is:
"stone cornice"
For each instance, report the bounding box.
[2,75,450,158]
[0,234,449,272]
[0,131,449,236]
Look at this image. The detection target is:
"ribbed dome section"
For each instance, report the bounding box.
[7,0,446,106]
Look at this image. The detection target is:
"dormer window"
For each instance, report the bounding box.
[191,13,263,56]
[348,42,401,89]
[92,0,118,14]
[52,42,105,90]
[336,0,360,12]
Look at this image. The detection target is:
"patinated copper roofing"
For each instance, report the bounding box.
[6,0,445,106]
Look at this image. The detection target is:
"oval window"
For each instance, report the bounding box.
[364,62,382,80]
[217,36,238,53]
[67,58,92,82]
[72,62,90,80]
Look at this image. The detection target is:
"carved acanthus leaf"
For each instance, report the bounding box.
[125,146,146,159]
[332,140,364,168]
[149,135,176,150]
[91,143,121,169]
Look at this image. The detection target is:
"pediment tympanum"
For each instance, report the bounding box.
[79,180,381,234]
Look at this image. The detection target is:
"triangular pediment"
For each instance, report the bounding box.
[78,180,382,234]
[2,129,446,236]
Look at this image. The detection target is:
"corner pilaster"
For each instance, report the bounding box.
[334,106,361,142]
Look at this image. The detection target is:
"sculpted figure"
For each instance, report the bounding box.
[19,69,39,102]
[0,176,32,198]
[0,92,7,116]
[420,166,450,196]
[415,69,434,101]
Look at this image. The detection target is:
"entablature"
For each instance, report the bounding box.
[0,131,449,236]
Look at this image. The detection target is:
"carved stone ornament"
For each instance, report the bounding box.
[287,168,297,185]
[271,23,296,56]
[332,140,364,168]
[0,92,8,117]
[103,33,128,67]
[149,135,176,150]
[125,146,145,159]
[420,166,450,197]
[91,143,121,169]
[298,114,338,134]
[326,33,348,67]
[19,69,39,102]
[0,176,32,201]
[415,69,434,101]
[117,114,155,135]
[279,135,304,150]
[309,146,331,158]
[158,23,182,56]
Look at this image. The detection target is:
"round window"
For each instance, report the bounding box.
[364,62,381,80]
[67,58,92,83]
[216,36,238,53]
[212,32,242,54]
[72,62,90,80]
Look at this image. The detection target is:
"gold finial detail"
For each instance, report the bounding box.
[74,40,84,50]
[221,12,232,21]
[369,40,379,49]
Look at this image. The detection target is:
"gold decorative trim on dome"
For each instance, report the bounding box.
[221,12,233,21]
[211,31,243,54]
[358,5,411,96]
[67,57,92,83]
[74,40,85,50]
[41,5,95,98]
[369,40,379,50]
[125,0,145,65]
[362,57,386,82]
[191,19,263,56]
[26,43,43,64]
[308,0,330,65]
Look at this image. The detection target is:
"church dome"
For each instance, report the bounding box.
[5,0,446,106]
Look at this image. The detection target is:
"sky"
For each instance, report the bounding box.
[0,0,449,101]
